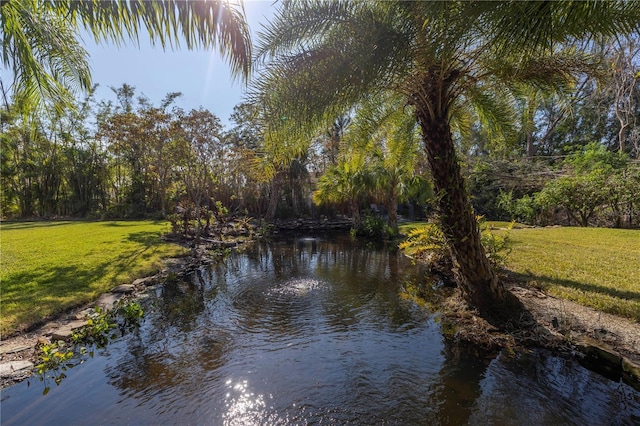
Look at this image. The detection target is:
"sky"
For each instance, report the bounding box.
[83,1,276,128]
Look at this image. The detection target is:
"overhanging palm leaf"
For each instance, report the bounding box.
[1,0,251,111]
[1,1,91,112]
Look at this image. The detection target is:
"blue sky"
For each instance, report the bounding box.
[84,1,275,127]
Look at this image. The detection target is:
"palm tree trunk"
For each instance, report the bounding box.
[349,197,361,229]
[386,183,399,233]
[266,172,283,221]
[417,111,506,313]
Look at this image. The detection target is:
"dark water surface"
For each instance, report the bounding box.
[2,238,640,425]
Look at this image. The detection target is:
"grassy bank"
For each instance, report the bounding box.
[0,221,187,337]
[399,222,640,322]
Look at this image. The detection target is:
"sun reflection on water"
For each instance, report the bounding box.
[222,378,268,426]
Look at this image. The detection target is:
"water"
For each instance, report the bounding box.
[2,237,640,425]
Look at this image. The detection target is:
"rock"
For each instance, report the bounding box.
[0,344,32,355]
[112,284,135,294]
[574,336,622,379]
[49,320,87,340]
[133,277,155,287]
[622,357,640,391]
[575,337,622,366]
[75,308,93,320]
[94,293,122,312]
[0,361,34,377]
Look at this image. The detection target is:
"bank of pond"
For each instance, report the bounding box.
[2,237,639,424]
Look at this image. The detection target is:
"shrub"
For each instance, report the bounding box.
[358,213,387,238]
[497,191,539,225]
[399,218,512,272]
[399,223,447,263]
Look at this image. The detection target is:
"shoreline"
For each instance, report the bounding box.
[0,237,226,388]
[442,279,640,392]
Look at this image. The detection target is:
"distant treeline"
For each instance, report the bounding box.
[2,79,639,229]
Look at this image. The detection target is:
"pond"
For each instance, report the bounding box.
[2,237,640,425]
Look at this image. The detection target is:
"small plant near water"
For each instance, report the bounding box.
[116,300,145,332]
[399,217,513,271]
[72,301,145,346]
[34,300,146,391]
[35,340,75,394]
[399,223,448,264]
[358,214,387,238]
[35,341,74,376]
[71,307,118,347]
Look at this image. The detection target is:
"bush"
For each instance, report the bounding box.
[535,170,608,227]
[358,213,387,238]
[398,223,448,264]
[399,218,512,272]
[497,191,539,225]
[479,217,513,269]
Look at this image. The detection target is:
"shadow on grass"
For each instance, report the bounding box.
[125,231,163,246]
[512,272,640,302]
[0,221,75,231]
[1,243,162,336]
[101,220,167,228]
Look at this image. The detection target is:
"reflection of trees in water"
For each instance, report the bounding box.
[154,272,208,331]
[102,239,483,422]
[93,239,640,423]
[432,340,495,425]
[103,268,225,401]
[469,350,640,424]
[228,239,431,335]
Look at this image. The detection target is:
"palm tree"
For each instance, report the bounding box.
[252,1,640,315]
[324,114,351,167]
[1,0,251,111]
[343,93,423,232]
[313,156,371,229]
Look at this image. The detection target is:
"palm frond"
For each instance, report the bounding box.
[250,0,413,134]
[463,85,517,146]
[1,0,91,113]
[2,0,251,112]
[46,0,252,79]
[476,1,640,58]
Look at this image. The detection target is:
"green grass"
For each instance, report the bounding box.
[500,226,640,322]
[399,222,640,322]
[0,221,187,337]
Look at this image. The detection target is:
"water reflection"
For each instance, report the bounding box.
[2,238,639,425]
[434,340,495,425]
[470,350,640,425]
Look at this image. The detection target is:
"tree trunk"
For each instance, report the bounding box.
[349,197,361,229]
[525,129,535,160]
[266,172,283,221]
[416,110,506,313]
[386,183,399,233]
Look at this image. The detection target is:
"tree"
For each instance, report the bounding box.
[252,1,640,314]
[536,171,609,227]
[226,102,269,215]
[342,94,424,232]
[324,114,351,168]
[313,157,371,228]
[173,107,225,234]
[607,35,640,155]
[1,0,251,111]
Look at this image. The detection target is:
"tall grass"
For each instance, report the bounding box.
[0,221,187,336]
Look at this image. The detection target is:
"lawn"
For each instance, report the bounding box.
[399,222,640,322]
[0,221,187,337]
